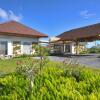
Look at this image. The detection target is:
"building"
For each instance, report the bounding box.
[50,23,100,55]
[50,37,86,54]
[0,21,47,56]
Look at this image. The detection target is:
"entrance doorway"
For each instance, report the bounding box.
[65,45,70,53]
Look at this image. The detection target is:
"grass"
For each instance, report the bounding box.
[0,57,31,73]
[0,56,100,74]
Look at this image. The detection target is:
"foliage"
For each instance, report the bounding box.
[80,50,89,54]
[88,46,100,53]
[15,54,33,58]
[13,42,21,55]
[80,46,100,54]
[0,57,34,73]
[0,61,100,100]
[32,44,50,57]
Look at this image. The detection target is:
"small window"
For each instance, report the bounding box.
[0,41,8,55]
[23,42,32,54]
[65,45,70,53]
[23,42,31,45]
[13,41,21,46]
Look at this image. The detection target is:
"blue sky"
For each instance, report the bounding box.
[0,0,100,47]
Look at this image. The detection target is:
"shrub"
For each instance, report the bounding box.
[88,46,100,53]
[32,44,50,57]
[0,61,100,100]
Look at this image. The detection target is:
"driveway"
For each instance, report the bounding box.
[48,56,100,68]
[33,54,100,68]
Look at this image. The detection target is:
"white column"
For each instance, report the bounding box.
[21,41,23,54]
[70,42,75,54]
[64,44,66,53]
[8,41,13,55]
[30,43,33,54]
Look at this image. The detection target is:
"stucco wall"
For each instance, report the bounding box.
[54,42,85,54]
[0,35,38,55]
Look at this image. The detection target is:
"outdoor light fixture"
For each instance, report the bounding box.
[99,34,100,36]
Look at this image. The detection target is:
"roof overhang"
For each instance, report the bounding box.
[0,32,48,38]
[59,35,100,42]
[57,23,100,42]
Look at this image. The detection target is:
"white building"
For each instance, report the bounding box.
[50,37,86,54]
[0,21,47,56]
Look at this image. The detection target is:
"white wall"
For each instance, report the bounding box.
[7,41,13,55]
[0,35,38,55]
[70,42,76,54]
[63,42,76,54]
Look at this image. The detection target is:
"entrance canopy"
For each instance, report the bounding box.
[57,23,100,42]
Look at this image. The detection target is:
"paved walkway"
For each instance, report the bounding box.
[33,54,100,68]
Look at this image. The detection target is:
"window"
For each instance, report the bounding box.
[23,42,31,45]
[0,41,8,55]
[65,45,70,53]
[23,42,32,54]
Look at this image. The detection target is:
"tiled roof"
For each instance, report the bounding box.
[57,23,100,41]
[0,21,48,38]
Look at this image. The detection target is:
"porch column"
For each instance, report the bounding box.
[8,41,13,55]
[62,41,65,54]
[70,42,75,54]
[75,41,79,54]
[21,41,23,54]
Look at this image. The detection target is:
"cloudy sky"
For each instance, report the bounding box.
[0,0,100,47]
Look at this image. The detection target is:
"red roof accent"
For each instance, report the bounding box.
[0,21,48,38]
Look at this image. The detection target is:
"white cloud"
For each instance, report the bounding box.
[80,10,96,19]
[8,10,22,21]
[0,8,23,21]
[0,8,8,19]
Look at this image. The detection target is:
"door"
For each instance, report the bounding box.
[0,41,8,55]
[65,45,70,53]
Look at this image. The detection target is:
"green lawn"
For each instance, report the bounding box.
[0,57,31,73]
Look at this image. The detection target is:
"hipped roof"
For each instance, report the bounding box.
[0,21,48,38]
[57,23,100,42]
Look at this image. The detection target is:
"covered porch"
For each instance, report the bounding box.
[56,23,100,55]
